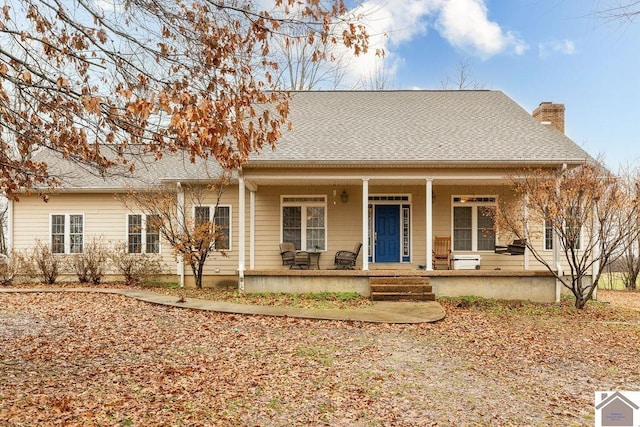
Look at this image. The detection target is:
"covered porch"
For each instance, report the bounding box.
[235,167,543,272]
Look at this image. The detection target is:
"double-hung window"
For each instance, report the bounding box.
[281,196,326,251]
[544,209,581,251]
[193,205,231,250]
[452,197,496,251]
[127,214,161,254]
[51,214,84,254]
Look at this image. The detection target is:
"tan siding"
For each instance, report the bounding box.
[12,193,176,275]
[180,185,240,276]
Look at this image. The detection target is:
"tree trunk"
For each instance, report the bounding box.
[189,262,202,289]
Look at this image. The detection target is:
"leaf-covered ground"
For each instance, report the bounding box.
[0,289,639,426]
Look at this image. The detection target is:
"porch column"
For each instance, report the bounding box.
[523,193,530,270]
[362,178,369,271]
[176,182,185,288]
[249,189,255,269]
[592,204,600,299]
[6,197,13,253]
[426,179,433,270]
[238,175,246,292]
[553,178,563,303]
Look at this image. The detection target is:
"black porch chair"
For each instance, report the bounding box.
[334,242,362,269]
[280,242,309,269]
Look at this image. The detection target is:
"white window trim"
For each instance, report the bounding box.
[451,196,497,252]
[192,205,233,251]
[280,195,327,251]
[50,213,85,254]
[543,218,582,251]
[126,213,162,254]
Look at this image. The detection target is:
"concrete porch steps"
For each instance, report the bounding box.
[370,277,435,302]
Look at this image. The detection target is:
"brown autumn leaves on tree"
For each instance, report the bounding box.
[0,0,368,199]
[494,162,640,308]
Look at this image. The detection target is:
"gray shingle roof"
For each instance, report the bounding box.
[249,90,591,165]
[31,150,226,191]
[33,90,592,190]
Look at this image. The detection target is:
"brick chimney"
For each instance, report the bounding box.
[533,102,565,134]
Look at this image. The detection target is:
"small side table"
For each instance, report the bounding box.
[308,251,321,270]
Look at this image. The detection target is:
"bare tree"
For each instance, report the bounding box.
[123,174,230,289]
[616,165,640,289]
[355,55,393,90]
[441,57,486,90]
[0,0,368,199]
[493,162,640,308]
[595,0,640,22]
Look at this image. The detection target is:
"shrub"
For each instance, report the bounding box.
[70,237,108,284]
[109,242,163,286]
[30,241,60,284]
[0,251,23,286]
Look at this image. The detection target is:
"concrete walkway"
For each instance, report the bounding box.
[0,287,446,324]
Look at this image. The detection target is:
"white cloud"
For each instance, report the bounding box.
[336,0,527,86]
[436,0,527,59]
[538,40,576,58]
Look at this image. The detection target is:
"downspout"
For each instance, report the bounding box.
[176,182,185,288]
[426,179,433,270]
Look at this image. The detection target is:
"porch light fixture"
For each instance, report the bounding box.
[341,189,348,203]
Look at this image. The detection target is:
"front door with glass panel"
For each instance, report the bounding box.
[374,205,400,262]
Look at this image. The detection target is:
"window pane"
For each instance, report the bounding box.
[51,215,65,253]
[282,206,302,250]
[69,234,83,254]
[545,218,553,250]
[195,206,210,227]
[128,214,142,253]
[402,206,410,257]
[214,207,230,249]
[306,206,325,250]
[477,207,496,251]
[566,207,581,250]
[453,207,472,251]
[69,214,83,253]
[146,214,160,254]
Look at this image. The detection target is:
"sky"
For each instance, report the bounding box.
[332,0,640,171]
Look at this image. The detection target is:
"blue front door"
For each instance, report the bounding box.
[375,205,400,262]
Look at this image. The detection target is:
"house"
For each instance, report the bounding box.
[595,391,639,427]
[6,90,594,301]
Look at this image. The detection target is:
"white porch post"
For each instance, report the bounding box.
[238,175,246,292]
[362,178,369,271]
[176,182,185,288]
[6,197,13,253]
[426,179,433,270]
[592,204,600,299]
[523,193,530,270]
[249,189,255,270]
